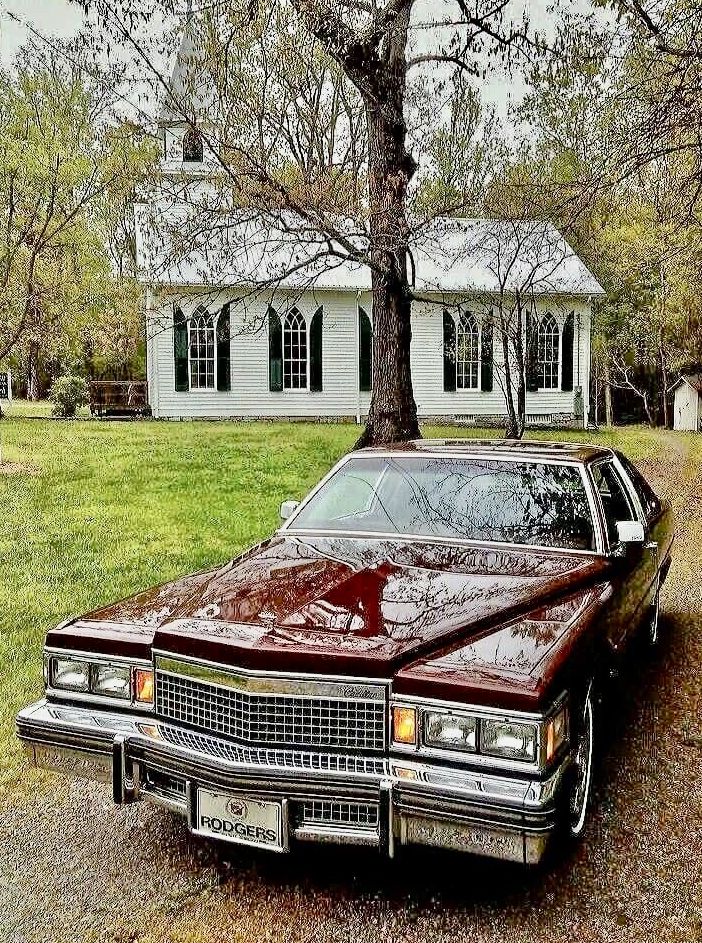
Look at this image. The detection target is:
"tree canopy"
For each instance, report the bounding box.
[0,41,156,395]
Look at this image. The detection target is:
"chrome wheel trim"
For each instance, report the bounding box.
[648,588,660,646]
[569,690,594,837]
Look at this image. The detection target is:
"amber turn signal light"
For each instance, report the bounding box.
[544,707,568,762]
[392,706,417,745]
[134,668,154,705]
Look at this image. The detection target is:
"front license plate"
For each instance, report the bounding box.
[194,788,284,851]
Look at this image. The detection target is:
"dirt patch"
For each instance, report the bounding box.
[0,462,39,476]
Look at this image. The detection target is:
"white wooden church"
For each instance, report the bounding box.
[136,18,604,425]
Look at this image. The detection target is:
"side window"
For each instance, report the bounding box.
[616,453,661,520]
[302,466,383,524]
[591,462,636,545]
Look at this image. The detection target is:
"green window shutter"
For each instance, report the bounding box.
[526,310,539,393]
[173,307,189,392]
[268,309,283,392]
[480,313,493,392]
[216,304,231,391]
[310,307,323,392]
[561,311,575,392]
[443,310,456,392]
[359,307,372,392]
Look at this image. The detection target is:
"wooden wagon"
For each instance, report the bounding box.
[89,381,150,417]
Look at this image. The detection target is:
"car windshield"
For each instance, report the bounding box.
[290,455,595,551]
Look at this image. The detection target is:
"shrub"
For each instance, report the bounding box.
[48,375,90,418]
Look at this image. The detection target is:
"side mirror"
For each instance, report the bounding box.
[280,500,299,521]
[615,520,645,545]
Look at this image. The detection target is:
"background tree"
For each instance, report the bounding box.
[0,40,156,397]
[494,9,702,427]
[603,0,702,221]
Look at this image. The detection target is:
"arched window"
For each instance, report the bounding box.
[537,314,559,389]
[283,308,307,389]
[188,307,216,389]
[182,126,203,163]
[456,311,480,390]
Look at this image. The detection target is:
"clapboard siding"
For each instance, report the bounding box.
[148,289,364,418]
[146,288,591,421]
[409,298,591,419]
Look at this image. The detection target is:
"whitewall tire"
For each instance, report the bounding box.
[567,687,595,839]
[647,587,661,648]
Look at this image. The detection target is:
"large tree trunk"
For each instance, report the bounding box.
[513,300,526,439]
[354,8,420,448]
[356,104,419,446]
[295,1,420,447]
[26,340,40,401]
[501,322,520,439]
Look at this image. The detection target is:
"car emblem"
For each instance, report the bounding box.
[226,797,247,818]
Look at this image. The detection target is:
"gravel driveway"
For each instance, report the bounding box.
[2,438,701,943]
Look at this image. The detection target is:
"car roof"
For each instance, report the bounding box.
[357,438,614,464]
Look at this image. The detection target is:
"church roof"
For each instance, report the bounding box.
[134,205,605,297]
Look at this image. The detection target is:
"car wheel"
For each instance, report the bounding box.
[646,586,660,647]
[566,685,595,839]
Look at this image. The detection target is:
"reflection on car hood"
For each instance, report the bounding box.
[52,535,610,679]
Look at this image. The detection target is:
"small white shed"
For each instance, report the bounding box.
[671,374,702,431]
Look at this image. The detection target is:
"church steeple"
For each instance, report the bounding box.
[158,9,214,128]
[158,9,215,169]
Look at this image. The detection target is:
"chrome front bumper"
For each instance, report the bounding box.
[17,699,568,864]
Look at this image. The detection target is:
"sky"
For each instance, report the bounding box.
[0,0,603,125]
[0,0,83,62]
[1,0,595,67]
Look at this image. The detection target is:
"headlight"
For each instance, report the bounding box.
[46,652,154,710]
[51,657,90,692]
[92,664,131,700]
[392,698,567,767]
[481,718,538,762]
[424,711,477,752]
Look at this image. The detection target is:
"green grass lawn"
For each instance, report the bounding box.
[2,397,90,419]
[0,414,671,801]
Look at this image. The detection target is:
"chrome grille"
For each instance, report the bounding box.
[297,800,379,829]
[155,671,387,752]
[156,722,386,774]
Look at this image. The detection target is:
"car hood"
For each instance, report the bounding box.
[53,534,610,678]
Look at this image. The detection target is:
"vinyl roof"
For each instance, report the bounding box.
[357,439,613,463]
